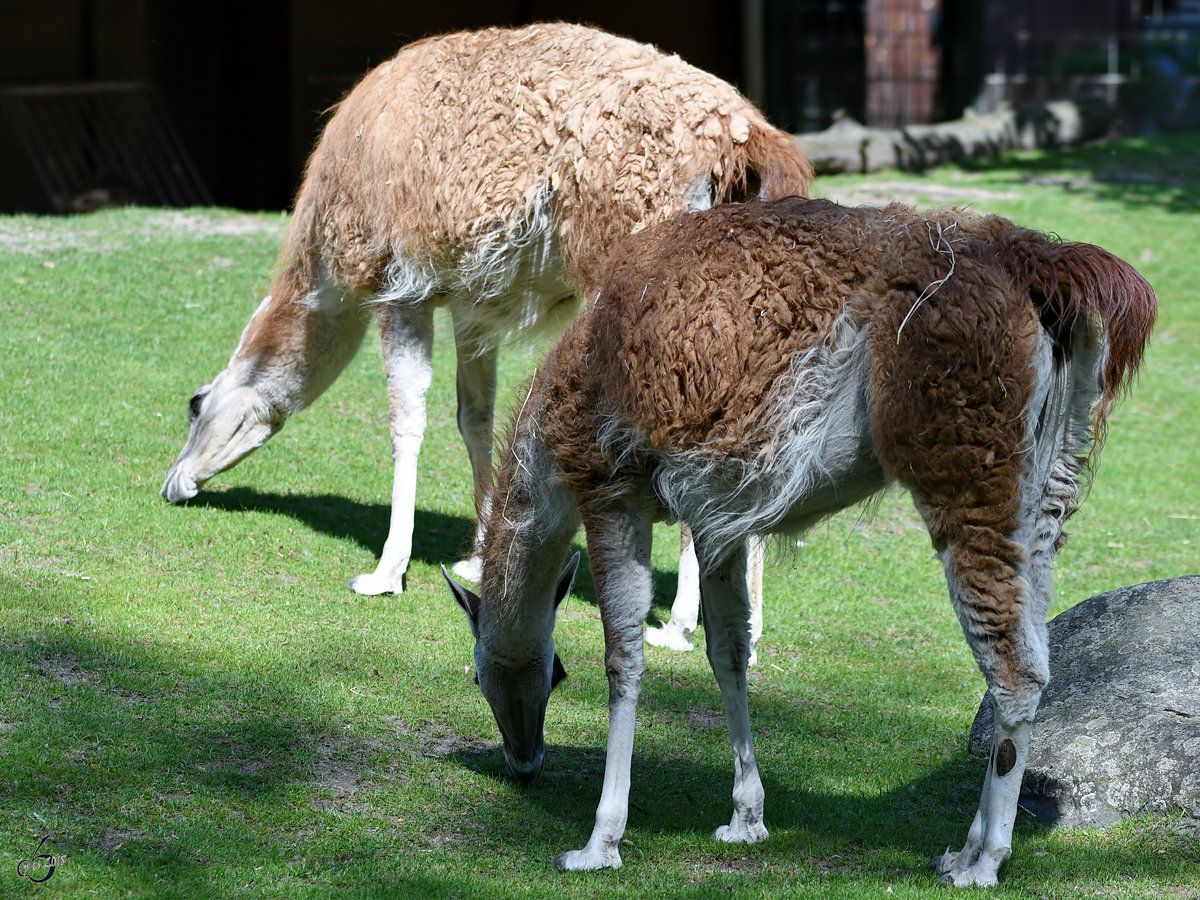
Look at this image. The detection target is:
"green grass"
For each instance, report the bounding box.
[1,136,1198,898]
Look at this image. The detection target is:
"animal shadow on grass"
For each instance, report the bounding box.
[433,641,979,867]
[452,732,1196,882]
[181,486,477,570]
[441,702,1034,878]
[960,133,1200,216]
[184,488,684,615]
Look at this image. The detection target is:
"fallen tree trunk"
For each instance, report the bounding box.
[794,96,1117,174]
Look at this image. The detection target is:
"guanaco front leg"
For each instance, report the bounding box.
[647,527,765,665]
[554,504,655,871]
[347,303,435,596]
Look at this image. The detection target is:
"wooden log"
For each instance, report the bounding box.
[795,96,1116,175]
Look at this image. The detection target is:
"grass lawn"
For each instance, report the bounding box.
[1,134,1198,898]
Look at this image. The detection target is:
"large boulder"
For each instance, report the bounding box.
[969,576,1200,830]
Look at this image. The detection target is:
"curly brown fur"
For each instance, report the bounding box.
[507,197,1158,627]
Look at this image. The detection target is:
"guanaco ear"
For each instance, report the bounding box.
[551,653,567,690]
[554,551,581,609]
[442,565,481,639]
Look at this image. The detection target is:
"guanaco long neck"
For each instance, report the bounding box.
[477,398,581,651]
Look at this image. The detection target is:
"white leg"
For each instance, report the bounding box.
[449,327,498,584]
[932,696,996,875]
[746,534,765,667]
[347,303,434,596]
[647,528,766,667]
[935,711,1034,887]
[645,524,700,652]
[554,506,655,871]
[699,541,768,845]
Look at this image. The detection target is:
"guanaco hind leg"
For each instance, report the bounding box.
[927,457,1081,887]
[938,442,1083,885]
[929,538,1045,886]
[448,323,499,585]
[698,539,769,844]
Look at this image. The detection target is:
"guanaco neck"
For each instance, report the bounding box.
[477,399,581,653]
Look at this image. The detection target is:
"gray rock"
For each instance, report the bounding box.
[969,576,1200,829]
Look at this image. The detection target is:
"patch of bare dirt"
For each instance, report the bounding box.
[111,688,154,705]
[311,735,371,795]
[36,653,91,686]
[0,210,286,255]
[387,715,492,758]
[819,181,1018,208]
[687,706,725,730]
[142,211,288,239]
[95,825,141,852]
[808,851,866,876]
[193,736,279,782]
[307,728,417,814]
[693,852,765,875]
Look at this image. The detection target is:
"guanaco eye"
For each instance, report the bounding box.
[188,389,208,422]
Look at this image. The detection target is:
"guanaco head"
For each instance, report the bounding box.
[161,364,287,503]
[443,552,579,783]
